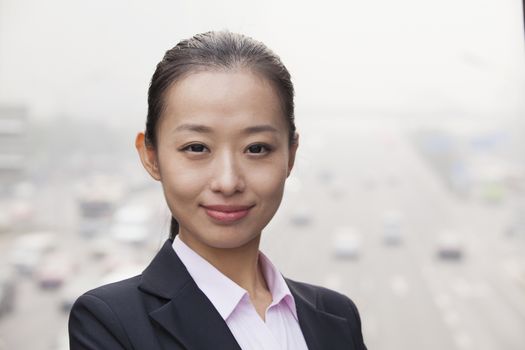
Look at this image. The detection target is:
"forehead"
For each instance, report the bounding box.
[160,69,287,133]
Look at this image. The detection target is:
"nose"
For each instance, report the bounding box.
[209,151,246,195]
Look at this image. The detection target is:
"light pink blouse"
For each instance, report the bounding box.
[173,236,309,350]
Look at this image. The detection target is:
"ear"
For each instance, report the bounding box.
[287,132,299,177]
[135,132,161,181]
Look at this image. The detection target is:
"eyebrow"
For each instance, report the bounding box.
[174,123,213,133]
[174,123,279,135]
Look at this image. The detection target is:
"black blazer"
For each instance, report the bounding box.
[69,239,367,350]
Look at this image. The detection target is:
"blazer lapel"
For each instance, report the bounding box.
[287,280,357,350]
[139,239,241,350]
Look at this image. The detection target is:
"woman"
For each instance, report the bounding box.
[69,31,367,350]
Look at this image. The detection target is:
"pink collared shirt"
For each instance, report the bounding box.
[173,236,309,350]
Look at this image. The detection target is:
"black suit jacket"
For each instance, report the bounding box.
[69,239,367,349]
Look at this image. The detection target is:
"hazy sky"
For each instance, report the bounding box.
[0,0,523,128]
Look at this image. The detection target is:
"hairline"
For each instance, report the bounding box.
[151,64,293,148]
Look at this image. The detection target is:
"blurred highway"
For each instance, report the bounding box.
[0,118,524,350]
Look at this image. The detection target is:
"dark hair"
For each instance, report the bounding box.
[145,31,296,239]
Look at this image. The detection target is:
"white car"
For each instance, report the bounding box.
[436,230,464,260]
[382,210,404,245]
[332,227,362,259]
[290,207,312,226]
[110,205,152,245]
[8,231,57,275]
[35,253,78,289]
[89,237,117,260]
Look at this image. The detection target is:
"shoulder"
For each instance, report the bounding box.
[286,278,359,312]
[286,278,367,349]
[68,275,144,349]
[286,278,364,332]
[82,275,143,303]
[70,274,147,322]
[69,274,144,322]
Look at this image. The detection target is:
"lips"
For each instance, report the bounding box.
[203,204,253,212]
[202,204,254,223]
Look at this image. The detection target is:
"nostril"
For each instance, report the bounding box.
[209,174,246,194]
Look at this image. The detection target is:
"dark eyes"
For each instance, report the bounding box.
[185,144,207,153]
[247,144,269,154]
[181,143,272,155]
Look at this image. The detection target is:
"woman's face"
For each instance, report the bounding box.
[140,69,298,252]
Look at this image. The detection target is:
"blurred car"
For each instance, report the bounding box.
[89,236,117,260]
[9,200,36,228]
[8,248,41,276]
[35,253,77,289]
[110,205,152,245]
[332,227,362,259]
[0,271,15,318]
[8,231,57,275]
[290,207,312,226]
[382,210,404,245]
[436,231,464,260]
[79,218,110,238]
[76,180,122,238]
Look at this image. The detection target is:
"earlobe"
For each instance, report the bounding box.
[135,132,161,181]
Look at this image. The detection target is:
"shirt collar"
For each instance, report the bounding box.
[172,236,298,320]
[172,236,245,320]
[258,251,298,319]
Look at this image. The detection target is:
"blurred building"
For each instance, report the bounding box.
[0,106,28,195]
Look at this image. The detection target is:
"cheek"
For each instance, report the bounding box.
[248,162,288,201]
[157,154,206,204]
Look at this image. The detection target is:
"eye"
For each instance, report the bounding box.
[182,143,208,153]
[246,143,272,154]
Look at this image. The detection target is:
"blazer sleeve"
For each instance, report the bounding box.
[68,293,133,350]
[344,296,367,350]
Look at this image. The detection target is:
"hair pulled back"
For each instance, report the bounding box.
[144,31,296,239]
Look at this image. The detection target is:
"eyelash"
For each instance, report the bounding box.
[180,143,273,155]
[182,144,208,153]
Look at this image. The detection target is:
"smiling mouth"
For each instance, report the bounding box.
[201,205,254,223]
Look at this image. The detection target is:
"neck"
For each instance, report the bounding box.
[178,233,269,297]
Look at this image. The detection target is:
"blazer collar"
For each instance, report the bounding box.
[139,239,355,350]
[139,239,242,350]
[286,279,357,350]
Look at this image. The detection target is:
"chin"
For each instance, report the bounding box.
[199,227,261,250]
